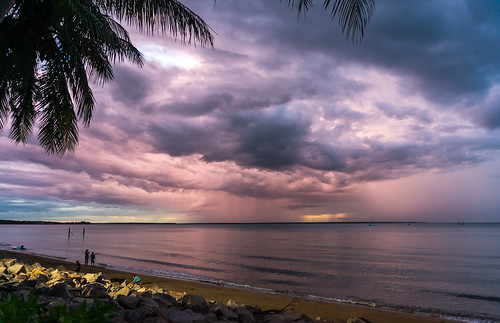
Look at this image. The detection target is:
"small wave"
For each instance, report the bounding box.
[455,293,500,303]
[260,279,306,287]
[243,254,300,263]
[241,264,318,278]
[107,254,222,273]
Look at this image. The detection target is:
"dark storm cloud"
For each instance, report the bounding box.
[109,65,152,105]
[361,1,500,105]
[468,94,500,130]
[149,107,346,171]
[148,93,234,116]
[205,0,500,108]
[148,120,221,157]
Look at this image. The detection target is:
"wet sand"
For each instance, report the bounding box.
[1,250,454,323]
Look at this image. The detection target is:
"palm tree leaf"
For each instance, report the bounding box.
[37,63,79,155]
[95,0,214,46]
[324,0,375,42]
[281,0,314,18]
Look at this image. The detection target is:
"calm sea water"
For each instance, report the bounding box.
[1,223,499,322]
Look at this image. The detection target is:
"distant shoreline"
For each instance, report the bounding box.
[2,220,499,225]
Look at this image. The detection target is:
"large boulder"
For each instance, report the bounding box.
[139,297,160,310]
[50,282,72,300]
[29,268,49,283]
[1,259,17,267]
[117,294,141,309]
[216,305,239,321]
[153,293,176,308]
[83,272,103,284]
[158,308,205,323]
[82,283,109,299]
[7,263,26,275]
[235,306,255,323]
[180,294,209,313]
[112,285,132,298]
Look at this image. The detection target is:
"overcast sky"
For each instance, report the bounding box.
[1,0,500,223]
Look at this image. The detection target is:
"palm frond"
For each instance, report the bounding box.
[8,72,38,144]
[95,0,214,46]
[283,0,374,41]
[324,0,374,42]
[281,0,314,18]
[37,63,79,155]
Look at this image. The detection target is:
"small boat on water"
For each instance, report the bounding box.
[368,223,376,226]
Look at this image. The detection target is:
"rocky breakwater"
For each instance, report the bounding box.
[0,257,371,323]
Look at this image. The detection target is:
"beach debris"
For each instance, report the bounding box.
[0,257,322,323]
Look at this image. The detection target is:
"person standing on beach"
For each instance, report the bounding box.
[90,252,96,266]
[84,249,89,265]
[67,227,71,239]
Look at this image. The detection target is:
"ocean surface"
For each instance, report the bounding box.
[1,223,499,322]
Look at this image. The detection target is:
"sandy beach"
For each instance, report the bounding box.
[0,249,454,323]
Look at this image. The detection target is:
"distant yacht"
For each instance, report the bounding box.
[459,217,465,225]
[407,219,411,225]
[368,223,376,226]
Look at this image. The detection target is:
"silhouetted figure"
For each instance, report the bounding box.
[68,227,71,239]
[82,227,85,237]
[20,245,25,250]
[84,249,89,265]
[90,252,96,266]
[75,260,81,272]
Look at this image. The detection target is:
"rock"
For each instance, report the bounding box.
[7,263,26,275]
[15,273,29,282]
[153,294,176,308]
[265,311,304,323]
[180,294,209,313]
[51,282,72,300]
[159,308,205,323]
[46,298,67,310]
[142,317,167,323]
[113,285,132,298]
[83,272,103,284]
[45,278,65,287]
[117,294,142,309]
[347,318,371,323]
[49,270,67,282]
[235,306,255,323]
[227,299,240,307]
[29,269,49,282]
[140,297,160,309]
[204,312,218,322]
[31,262,42,269]
[216,305,239,321]
[11,289,31,299]
[113,310,140,323]
[82,283,109,299]
[148,285,165,294]
[154,293,176,304]
[1,259,17,267]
